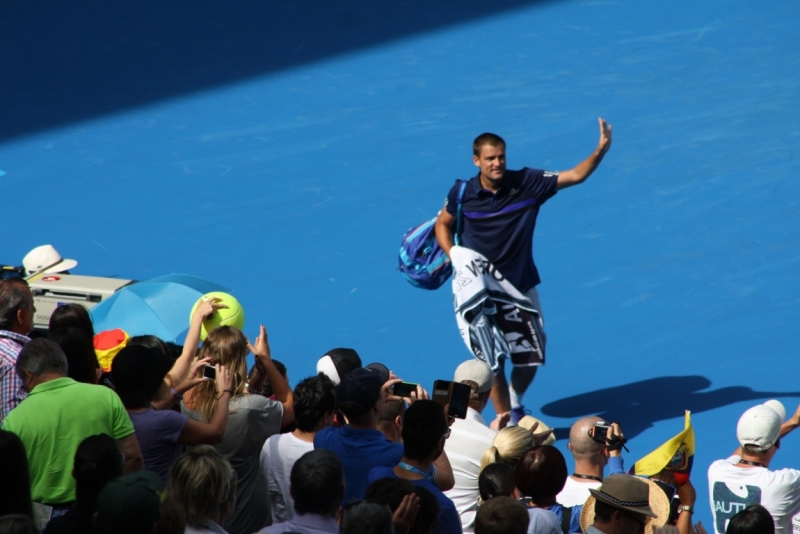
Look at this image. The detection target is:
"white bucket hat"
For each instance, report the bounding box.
[23,245,78,275]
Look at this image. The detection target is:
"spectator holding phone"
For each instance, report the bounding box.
[557,417,627,533]
[315,366,454,504]
[443,360,503,533]
[368,400,462,534]
[112,344,233,481]
[182,325,294,534]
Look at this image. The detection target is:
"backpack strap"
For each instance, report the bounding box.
[560,506,573,534]
[454,179,468,246]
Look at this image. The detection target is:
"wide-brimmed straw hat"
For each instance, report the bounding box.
[580,475,670,534]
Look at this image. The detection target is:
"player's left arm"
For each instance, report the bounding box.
[556,117,612,190]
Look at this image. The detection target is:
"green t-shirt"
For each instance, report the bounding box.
[2,377,134,504]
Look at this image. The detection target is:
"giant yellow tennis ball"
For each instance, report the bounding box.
[190,292,246,341]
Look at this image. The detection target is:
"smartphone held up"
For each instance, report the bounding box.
[203,365,217,380]
[432,379,471,419]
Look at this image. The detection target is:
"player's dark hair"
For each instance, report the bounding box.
[473,133,506,156]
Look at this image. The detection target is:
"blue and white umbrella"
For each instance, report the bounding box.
[90,273,231,344]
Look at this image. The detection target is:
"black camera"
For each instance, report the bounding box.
[590,421,612,443]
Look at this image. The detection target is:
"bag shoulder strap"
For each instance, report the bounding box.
[560,506,573,534]
[454,179,468,246]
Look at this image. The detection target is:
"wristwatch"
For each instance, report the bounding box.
[677,505,694,514]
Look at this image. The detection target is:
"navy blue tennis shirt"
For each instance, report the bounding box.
[445,168,559,293]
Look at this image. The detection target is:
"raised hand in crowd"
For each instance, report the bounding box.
[604,422,627,456]
[168,297,227,385]
[248,324,294,426]
[392,492,421,534]
[489,411,511,431]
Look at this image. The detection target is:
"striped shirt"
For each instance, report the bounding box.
[0,330,30,423]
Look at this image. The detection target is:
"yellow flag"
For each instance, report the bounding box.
[631,411,695,484]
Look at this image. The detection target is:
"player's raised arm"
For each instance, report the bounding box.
[556,117,613,190]
[434,208,456,258]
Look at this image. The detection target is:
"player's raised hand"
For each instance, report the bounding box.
[598,117,612,154]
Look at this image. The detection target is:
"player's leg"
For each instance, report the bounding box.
[509,365,537,423]
[489,357,511,415]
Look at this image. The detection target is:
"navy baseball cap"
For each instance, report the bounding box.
[337,367,385,416]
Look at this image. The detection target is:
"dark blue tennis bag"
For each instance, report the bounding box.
[398,180,467,290]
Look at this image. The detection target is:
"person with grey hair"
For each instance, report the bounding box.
[257,449,344,534]
[341,501,395,534]
[1,338,143,517]
[0,278,35,423]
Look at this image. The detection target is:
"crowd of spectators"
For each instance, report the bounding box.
[0,277,798,534]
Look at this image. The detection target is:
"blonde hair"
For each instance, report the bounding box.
[480,426,534,473]
[169,446,236,525]
[193,326,249,422]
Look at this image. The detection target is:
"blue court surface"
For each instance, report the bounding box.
[3,0,800,523]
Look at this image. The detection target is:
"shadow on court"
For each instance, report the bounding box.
[0,0,554,143]
[543,376,800,440]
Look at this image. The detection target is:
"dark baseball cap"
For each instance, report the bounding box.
[364,362,390,384]
[337,367,385,416]
[95,470,166,534]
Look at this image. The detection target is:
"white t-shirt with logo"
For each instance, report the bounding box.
[708,455,800,534]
